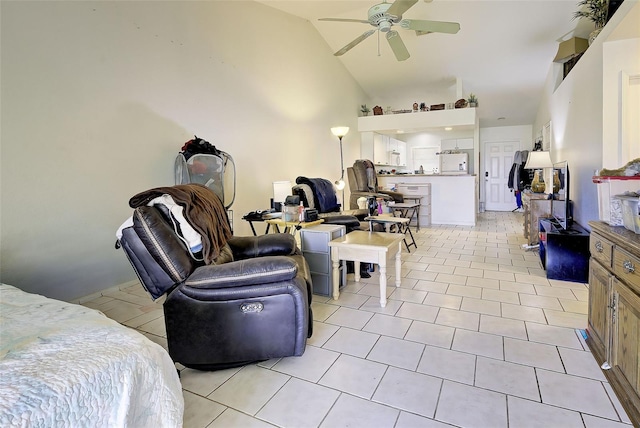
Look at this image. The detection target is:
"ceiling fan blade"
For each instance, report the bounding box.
[319,18,370,24]
[386,30,410,61]
[334,30,376,56]
[386,0,418,18]
[400,19,461,34]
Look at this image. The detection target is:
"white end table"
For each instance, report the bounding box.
[328,231,403,307]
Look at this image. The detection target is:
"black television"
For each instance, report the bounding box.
[551,161,572,230]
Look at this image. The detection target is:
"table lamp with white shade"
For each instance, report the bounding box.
[524,151,553,193]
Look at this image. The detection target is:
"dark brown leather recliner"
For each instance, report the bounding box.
[117,184,312,371]
[291,176,368,220]
[347,159,404,210]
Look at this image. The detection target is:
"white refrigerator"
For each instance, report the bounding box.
[439,153,468,175]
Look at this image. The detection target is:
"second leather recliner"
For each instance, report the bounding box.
[117,184,313,370]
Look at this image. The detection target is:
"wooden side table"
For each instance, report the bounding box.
[328,231,403,307]
[522,192,551,245]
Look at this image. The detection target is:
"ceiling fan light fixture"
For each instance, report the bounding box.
[379,20,392,32]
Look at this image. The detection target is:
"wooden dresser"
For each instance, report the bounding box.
[522,192,551,245]
[587,221,640,426]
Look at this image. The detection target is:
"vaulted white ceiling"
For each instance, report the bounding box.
[258,0,597,128]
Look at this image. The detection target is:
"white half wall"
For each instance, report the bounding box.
[0,1,368,301]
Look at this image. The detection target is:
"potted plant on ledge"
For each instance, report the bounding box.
[573,0,609,45]
[467,94,478,107]
[360,104,371,116]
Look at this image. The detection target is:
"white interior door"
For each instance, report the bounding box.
[484,141,518,211]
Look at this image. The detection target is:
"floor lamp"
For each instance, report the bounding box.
[331,126,349,210]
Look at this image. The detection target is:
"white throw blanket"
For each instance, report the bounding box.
[0,284,184,427]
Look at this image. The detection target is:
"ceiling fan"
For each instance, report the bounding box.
[319,0,460,61]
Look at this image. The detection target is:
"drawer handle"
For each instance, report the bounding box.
[623,260,635,274]
[595,241,603,253]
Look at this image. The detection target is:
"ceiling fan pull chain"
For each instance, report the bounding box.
[377,30,381,56]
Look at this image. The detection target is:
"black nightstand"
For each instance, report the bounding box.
[539,218,590,283]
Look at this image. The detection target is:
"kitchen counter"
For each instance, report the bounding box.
[377,174,478,226]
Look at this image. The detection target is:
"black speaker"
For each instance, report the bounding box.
[304,209,318,222]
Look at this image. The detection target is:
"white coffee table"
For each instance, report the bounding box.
[328,231,403,307]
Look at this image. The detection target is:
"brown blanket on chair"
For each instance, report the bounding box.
[129,184,232,265]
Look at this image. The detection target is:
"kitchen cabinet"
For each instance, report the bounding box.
[373,133,407,167]
[388,139,407,167]
[441,138,474,150]
[373,134,389,165]
[586,221,640,427]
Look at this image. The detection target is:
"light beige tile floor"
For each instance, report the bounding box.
[85,212,633,427]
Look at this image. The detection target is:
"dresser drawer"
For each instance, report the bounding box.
[304,251,330,274]
[397,184,430,196]
[591,232,614,268]
[613,247,640,294]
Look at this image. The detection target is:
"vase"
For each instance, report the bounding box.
[553,170,561,194]
[531,170,546,193]
[589,27,603,45]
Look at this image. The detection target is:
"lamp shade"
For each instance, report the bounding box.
[524,151,553,169]
[331,127,349,138]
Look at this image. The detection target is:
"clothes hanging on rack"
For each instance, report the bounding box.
[508,150,530,210]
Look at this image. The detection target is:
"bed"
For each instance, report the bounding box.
[0,283,184,427]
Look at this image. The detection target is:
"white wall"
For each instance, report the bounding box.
[0,1,368,301]
[602,37,640,168]
[533,0,640,228]
[480,125,533,149]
